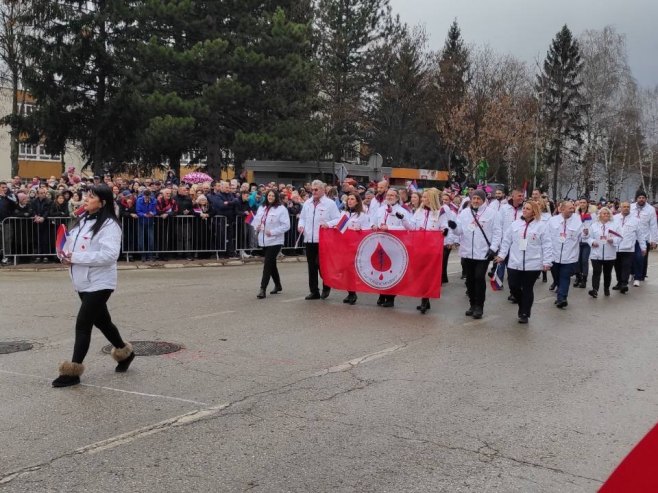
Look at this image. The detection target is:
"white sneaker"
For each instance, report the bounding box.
[633,280,640,287]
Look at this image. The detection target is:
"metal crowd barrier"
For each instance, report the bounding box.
[1,216,71,265]
[1,214,304,265]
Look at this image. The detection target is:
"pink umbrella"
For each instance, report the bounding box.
[182,171,214,184]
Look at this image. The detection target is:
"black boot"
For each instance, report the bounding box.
[472,306,483,319]
[320,286,331,299]
[377,295,385,306]
[52,361,84,388]
[270,285,282,294]
[465,306,475,317]
[257,289,266,299]
[382,296,395,308]
[112,343,135,373]
[419,298,430,314]
[588,289,597,298]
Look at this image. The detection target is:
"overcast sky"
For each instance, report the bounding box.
[389,0,658,88]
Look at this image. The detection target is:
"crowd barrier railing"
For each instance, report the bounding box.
[1,214,305,265]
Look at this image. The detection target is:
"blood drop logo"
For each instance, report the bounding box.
[355,233,409,290]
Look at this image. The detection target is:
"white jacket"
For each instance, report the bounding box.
[454,205,502,260]
[375,203,412,230]
[498,218,553,271]
[298,196,340,243]
[64,216,122,292]
[630,203,658,243]
[252,204,291,247]
[327,210,371,230]
[499,203,523,234]
[613,214,647,252]
[547,214,582,264]
[586,220,620,260]
[410,206,458,245]
[366,195,386,221]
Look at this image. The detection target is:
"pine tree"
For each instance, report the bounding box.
[367,26,437,167]
[536,25,585,201]
[315,0,399,162]
[21,1,144,176]
[434,20,470,177]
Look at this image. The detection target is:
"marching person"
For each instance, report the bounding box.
[496,201,553,324]
[409,188,455,314]
[630,190,658,286]
[52,184,134,388]
[547,200,582,308]
[253,190,290,299]
[498,189,525,302]
[298,180,340,300]
[441,192,458,284]
[373,187,412,308]
[587,207,620,298]
[613,201,647,293]
[327,192,371,305]
[451,189,502,319]
[574,198,593,288]
[366,180,389,223]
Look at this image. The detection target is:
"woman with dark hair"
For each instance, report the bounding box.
[253,190,290,299]
[52,184,135,387]
[327,192,371,304]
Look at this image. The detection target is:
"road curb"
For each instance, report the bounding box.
[1,255,307,272]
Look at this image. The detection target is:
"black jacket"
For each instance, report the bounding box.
[174,195,195,216]
[31,197,51,218]
[0,192,17,220]
[209,192,238,218]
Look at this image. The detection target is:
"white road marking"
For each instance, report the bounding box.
[76,403,228,455]
[0,403,228,485]
[189,310,236,320]
[313,345,406,376]
[0,369,208,406]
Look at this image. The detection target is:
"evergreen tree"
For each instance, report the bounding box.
[367,26,438,167]
[137,0,319,176]
[536,25,585,201]
[434,19,470,176]
[21,1,144,176]
[315,0,399,162]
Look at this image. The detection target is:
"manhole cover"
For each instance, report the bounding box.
[101,341,183,356]
[0,341,33,354]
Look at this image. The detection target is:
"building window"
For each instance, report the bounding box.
[19,143,61,161]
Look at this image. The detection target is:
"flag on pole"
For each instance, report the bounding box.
[581,212,592,222]
[319,229,444,298]
[245,211,255,225]
[490,267,504,291]
[55,224,67,258]
[336,213,350,234]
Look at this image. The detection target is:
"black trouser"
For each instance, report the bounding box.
[72,290,125,364]
[615,252,634,287]
[508,269,540,317]
[591,259,614,292]
[462,258,489,308]
[260,245,282,290]
[442,246,451,283]
[305,242,325,294]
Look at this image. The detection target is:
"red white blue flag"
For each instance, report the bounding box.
[55,224,67,258]
[336,213,350,234]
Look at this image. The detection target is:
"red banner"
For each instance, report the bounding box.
[319,229,443,298]
[600,423,658,492]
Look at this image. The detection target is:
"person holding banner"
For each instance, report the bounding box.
[373,188,412,307]
[496,201,553,324]
[441,192,458,284]
[451,189,502,319]
[298,180,340,300]
[253,190,291,299]
[586,207,620,298]
[52,184,134,388]
[327,192,371,305]
[410,188,455,314]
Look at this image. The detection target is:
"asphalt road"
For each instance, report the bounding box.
[1,256,657,492]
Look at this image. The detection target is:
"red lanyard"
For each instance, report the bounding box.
[261,206,271,228]
[523,219,533,238]
[423,209,430,229]
[513,207,519,221]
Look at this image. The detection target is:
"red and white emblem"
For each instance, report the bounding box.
[354,233,409,290]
